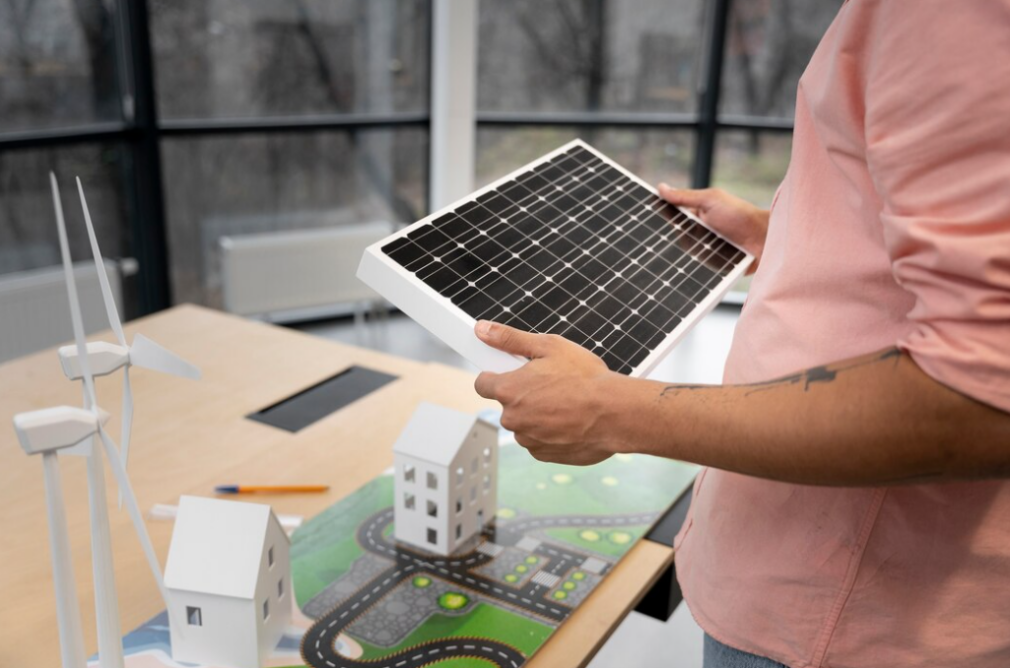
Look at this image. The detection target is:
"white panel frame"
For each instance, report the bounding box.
[359,139,753,377]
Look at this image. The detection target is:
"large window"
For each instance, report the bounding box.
[0,0,842,317]
[475,0,843,211]
[0,0,430,317]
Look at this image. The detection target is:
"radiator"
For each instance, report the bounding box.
[219,223,393,321]
[0,260,124,364]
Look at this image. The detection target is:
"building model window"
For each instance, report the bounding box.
[427,499,438,518]
[278,578,284,599]
[263,599,269,621]
[405,493,416,510]
[404,465,415,483]
[187,606,202,626]
[427,528,437,545]
[268,546,274,568]
[456,498,462,515]
[427,471,438,490]
[456,466,464,486]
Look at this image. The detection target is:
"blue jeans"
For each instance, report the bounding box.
[703,634,788,668]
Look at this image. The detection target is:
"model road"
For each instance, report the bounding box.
[301,508,657,668]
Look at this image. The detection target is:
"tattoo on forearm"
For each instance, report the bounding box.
[660,347,902,398]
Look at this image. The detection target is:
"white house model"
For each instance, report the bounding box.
[165,495,291,668]
[393,403,498,555]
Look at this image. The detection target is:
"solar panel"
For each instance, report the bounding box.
[358,140,753,377]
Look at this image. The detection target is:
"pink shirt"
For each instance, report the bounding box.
[674,2,1010,667]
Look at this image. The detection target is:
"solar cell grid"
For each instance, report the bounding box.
[366,141,749,376]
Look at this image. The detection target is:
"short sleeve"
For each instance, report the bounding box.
[863,1,1010,412]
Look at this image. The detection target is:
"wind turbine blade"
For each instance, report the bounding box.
[76,176,126,347]
[130,334,201,380]
[96,427,183,633]
[41,452,87,668]
[117,367,133,510]
[51,173,97,409]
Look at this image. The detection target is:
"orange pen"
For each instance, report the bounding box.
[214,484,329,494]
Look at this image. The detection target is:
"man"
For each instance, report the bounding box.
[473,2,1010,667]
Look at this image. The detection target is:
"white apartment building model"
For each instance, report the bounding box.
[393,402,498,555]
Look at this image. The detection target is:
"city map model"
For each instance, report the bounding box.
[101,413,697,668]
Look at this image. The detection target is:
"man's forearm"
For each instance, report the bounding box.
[598,348,1010,485]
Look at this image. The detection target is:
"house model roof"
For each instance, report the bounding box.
[392,402,494,467]
[165,495,288,599]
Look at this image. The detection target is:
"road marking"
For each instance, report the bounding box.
[321,629,327,638]
[446,645,457,650]
[482,646,493,653]
[499,651,509,659]
[464,645,475,650]
[412,654,423,661]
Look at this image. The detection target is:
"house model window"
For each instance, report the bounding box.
[427,471,438,490]
[456,466,464,486]
[268,546,274,568]
[427,499,438,518]
[456,523,462,539]
[263,599,269,620]
[484,447,491,465]
[470,487,477,503]
[404,465,415,483]
[456,499,462,515]
[187,606,202,626]
[278,578,284,599]
[427,528,437,545]
[471,457,478,474]
[404,493,415,510]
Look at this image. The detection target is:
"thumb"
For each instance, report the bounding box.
[476,320,549,358]
[658,183,711,210]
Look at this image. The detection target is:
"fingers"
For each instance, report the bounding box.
[474,371,500,400]
[658,183,714,210]
[476,320,551,358]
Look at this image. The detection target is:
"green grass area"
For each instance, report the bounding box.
[545,525,649,558]
[356,603,553,660]
[290,475,393,606]
[424,659,497,668]
[497,445,696,519]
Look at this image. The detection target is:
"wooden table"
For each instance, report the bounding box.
[0,305,676,667]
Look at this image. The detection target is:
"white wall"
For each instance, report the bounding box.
[169,591,257,668]
[252,517,291,665]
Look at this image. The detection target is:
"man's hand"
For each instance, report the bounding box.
[658,184,770,271]
[472,320,622,465]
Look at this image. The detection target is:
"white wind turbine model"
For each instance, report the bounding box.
[13,405,109,668]
[47,173,185,667]
[55,176,200,668]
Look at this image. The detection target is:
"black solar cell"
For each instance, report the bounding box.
[377,143,747,374]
